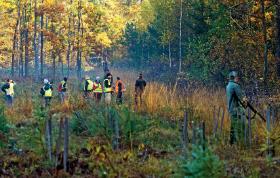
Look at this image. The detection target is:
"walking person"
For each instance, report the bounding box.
[58,77,68,103]
[226,71,247,145]
[40,79,53,107]
[115,77,126,104]
[1,79,15,106]
[83,76,94,98]
[93,76,103,102]
[135,73,146,109]
[104,74,113,105]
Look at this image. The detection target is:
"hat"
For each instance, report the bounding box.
[229,71,238,79]
[44,79,49,84]
[85,75,90,80]
[96,76,100,80]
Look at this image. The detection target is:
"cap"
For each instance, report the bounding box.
[85,75,90,80]
[44,79,49,84]
[229,71,238,79]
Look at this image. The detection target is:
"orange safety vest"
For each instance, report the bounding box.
[115,80,126,93]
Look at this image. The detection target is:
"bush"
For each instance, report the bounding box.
[0,106,9,135]
[177,146,225,178]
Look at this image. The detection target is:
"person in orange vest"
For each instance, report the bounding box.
[93,76,103,102]
[115,77,126,104]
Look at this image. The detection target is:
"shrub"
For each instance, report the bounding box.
[177,146,225,178]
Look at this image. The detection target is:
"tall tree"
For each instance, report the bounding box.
[34,0,39,80]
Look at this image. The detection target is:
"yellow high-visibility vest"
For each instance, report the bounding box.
[104,79,112,93]
[6,82,14,96]
[44,88,52,97]
[93,82,103,93]
[85,79,93,91]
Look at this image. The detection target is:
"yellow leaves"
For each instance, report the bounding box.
[96,32,112,48]
[265,12,273,22]
[134,0,155,32]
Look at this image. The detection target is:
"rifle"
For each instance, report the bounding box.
[240,101,266,122]
[232,91,266,122]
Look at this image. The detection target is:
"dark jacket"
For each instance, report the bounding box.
[135,78,146,91]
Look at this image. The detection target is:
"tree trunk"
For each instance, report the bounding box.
[24,7,29,78]
[51,23,56,81]
[19,16,24,78]
[34,0,39,80]
[40,0,44,78]
[11,0,20,77]
[179,0,183,73]
[76,0,82,79]
[261,0,268,88]
[59,54,63,77]
[169,41,172,68]
[66,0,73,77]
[275,0,280,77]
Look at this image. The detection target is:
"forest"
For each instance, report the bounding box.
[1,0,280,177]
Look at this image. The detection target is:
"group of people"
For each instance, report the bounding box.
[1,72,147,109]
[0,69,258,145]
[83,72,126,104]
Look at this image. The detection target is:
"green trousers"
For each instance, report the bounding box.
[230,110,247,145]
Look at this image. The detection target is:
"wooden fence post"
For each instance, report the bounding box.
[202,122,206,150]
[63,117,69,172]
[55,118,64,167]
[192,121,196,145]
[219,108,225,134]
[266,108,271,157]
[213,107,220,137]
[113,116,120,151]
[182,111,189,146]
[248,108,252,148]
[46,117,52,162]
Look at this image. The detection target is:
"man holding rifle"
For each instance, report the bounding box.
[226,71,248,145]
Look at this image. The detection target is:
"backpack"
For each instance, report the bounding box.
[1,83,9,93]
[40,87,45,96]
[58,83,62,92]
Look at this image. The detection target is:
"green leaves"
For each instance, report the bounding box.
[178,146,225,178]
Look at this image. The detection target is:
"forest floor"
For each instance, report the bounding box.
[0,69,280,177]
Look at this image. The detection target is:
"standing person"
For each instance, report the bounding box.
[135,73,146,109]
[58,77,68,103]
[93,76,103,102]
[1,79,15,106]
[83,76,93,98]
[226,71,247,145]
[41,79,53,107]
[104,74,113,104]
[175,72,188,95]
[115,77,125,104]
[105,71,113,86]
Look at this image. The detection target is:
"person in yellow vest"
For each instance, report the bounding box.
[40,79,53,107]
[115,77,126,104]
[58,77,68,103]
[83,75,94,98]
[1,79,15,106]
[104,74,113,104]
[93,76,103,102]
